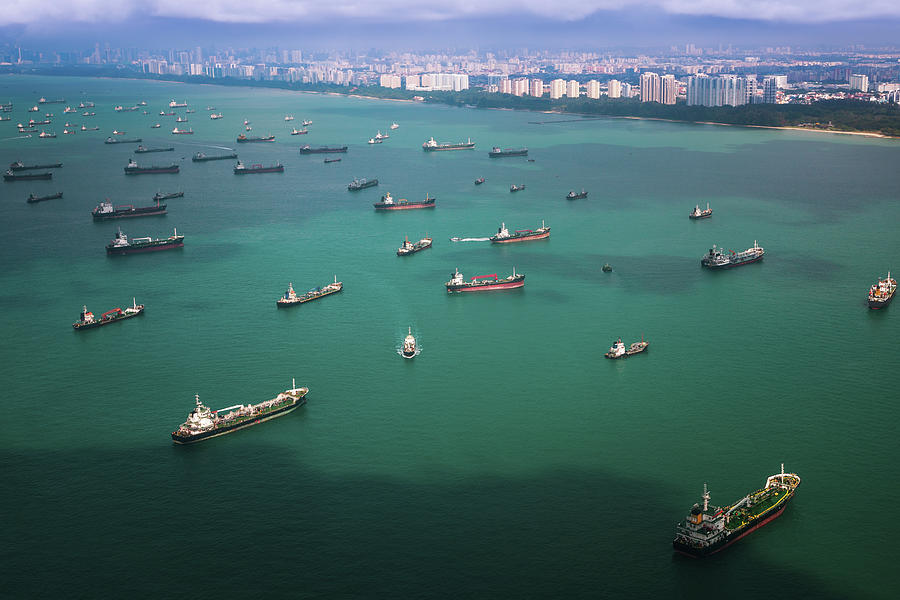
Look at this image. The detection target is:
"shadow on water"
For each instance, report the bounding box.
[2,445,855,599]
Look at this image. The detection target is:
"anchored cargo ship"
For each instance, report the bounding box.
[233,161,284,174]
[124,159,179,175]
[153,191,183,201]
[446,268,525,292]
[26,192,63,203]
[397,235,433,256]
[276,276,342,307]
[106,228,184,255]
[5,171,52,181]
[490,221,550,244]
[605,336,649,359]
[193,152,237,162]
[299,145,348,154]
[373,192,435,210]
[236,134,275,143]
[10,160,62,171]
[171,381,308,444]
[105,137,142,144]
[135,145,174,153]
[673,465,802,558]
[348,177,378,191]
[73,299,144,330]
[701,241,764,269]
[489,146,528,157]
[690,203,713,219]
[171,127,193,135]
[92,200,166,220]
[422,137,475,151]
[868,272,896,309]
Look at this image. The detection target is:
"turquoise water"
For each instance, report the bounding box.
[2,75,899,598]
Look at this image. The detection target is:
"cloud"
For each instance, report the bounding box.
[3,0,900,26]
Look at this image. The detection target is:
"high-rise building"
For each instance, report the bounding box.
[513,78,528,97]
[586,80,600,99]
[661,74,677,105]
[550,79,566,99]
[530,79,543,97]
[849,74,869,91]
[379,74,402,89]
[566,79,580,98]
[762,76,778,104]
[687,74,753,107]
[607,79,621,98]
[500,78,512,94]
[622,83,633,98]
[405,75,420,89]
[640,72,661,103]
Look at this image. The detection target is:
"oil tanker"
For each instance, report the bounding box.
[106,228,184,255]
[373,192,435,210]
[92,200,167,220]
[701,241,764,269]
[124,159,179,175]
[446,268,525,292]
[490,221,550,243]
[73,299,144,330]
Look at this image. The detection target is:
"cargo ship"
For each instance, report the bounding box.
[106,228,184,255]
[105,137,142,144]
[299,145,348,154]
[38,97,65,104]
[4,171,52,181]
[73,299,144,330]
[171,127,193,135]
[446,268,525,292]
[868,272,896,309]
[124,159,179,175]
[490,221,550,244]
[193,152,237,162]
[689,203,713,219]
[348,177,378,191]
[422,137,475,151]
[153,191,183,201]
[605,336,649,359]
[673,465,802,558]
[92,200,166,220]
[397,235,433,256]
[210,113,223,120]
[135,145,174,153]
[171,380,308,444]
[290,128,309,135]
[567,189,588,200]
[489,146,528,157]
[233,161,284,174]
[27,192,63,204]
[373,192,435,211]
[38,131,57,138]
[168,100,188,108]
[276,276,343,307]
[401,327,417,359]
[10,161,62,171]
[701,241,764,269]
[82,125,100,131]
[236,134,275,143]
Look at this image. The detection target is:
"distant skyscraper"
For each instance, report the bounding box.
[661,74,677,105]
[530,79,543,97]
[622,83,633,98]
[607,79,621,98]
[513,78,528,97]
[566,79,580,98]
[550,79,566,99]
[640,72,661,103]
[762,77,778,103]
[849,74,869,91]
[379,74,402,89]
[586,80,600,99]
[688,74,752,107]
[500,78,512,94]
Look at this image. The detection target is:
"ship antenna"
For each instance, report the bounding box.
[133,297,136,309]
[781,463,785,476]
[703,483,710,511]
[292,377,296,391]
[195,394,200,406]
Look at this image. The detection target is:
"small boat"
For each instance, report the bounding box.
[26,192,63,203]
[390,122,399,130]
[206,106,216,111]
[210,113,223,120]
[151,124,161,129]
[510,184,525,192]
[290,128,308,135]
[82,112,96,116]
[474,177,485,185]
[301,120,312,126]
[324,158,341,163]
[63,129,75,135]
[368,137,383,144]
[284,115,294,121]
[175,117,188,123]
[689,203,713,219]
[186,109,195,114]
[605,336,649,359]
[374,130,389,140]
[602,263,613,272]
[401,327,417,359]
[243,119,250,126]
[112,130,125,135]
[160,111,175,116]
[567,189,588,200]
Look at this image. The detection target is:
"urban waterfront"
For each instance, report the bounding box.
[2,75,899,598]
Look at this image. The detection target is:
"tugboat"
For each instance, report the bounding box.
[233,161,284,174]
[689,203,713,219]
[489,146,528,157]
[193,152,238,162]
[92,199,166,220]
[135,145,174,153]
[490,221,550,244]
[868,272,897,309]
[106,228,184,255]
[373,192,435,211]
[673,465,801,557]
[171,380,308,444]
[348,177,378,191]
[701,241,764,269]
[276,277,343,307]
[474,177,485,185]
[445,268,525,292]
[510,184,526,192]
[299,145,348,154]
[150,124,161,129]
[73,299,144,330]
[567,189,588,200]
[422,137,475,151]
[401,327,417,359]
[26,192,63,203]
[236,134,275,143]
[124,159,179,174]
[604,336,649,359]
[397,235,433,256]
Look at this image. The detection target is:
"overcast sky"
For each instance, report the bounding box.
[3,1,900,49]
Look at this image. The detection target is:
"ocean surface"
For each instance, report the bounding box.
[2,75,899,598]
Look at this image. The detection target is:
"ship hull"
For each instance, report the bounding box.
[374,201,435,211]
[398,244,432,256]
[491,231,550,243]
[73,308,144,330]
[237,138,275,143]
[489,151,528,157]
[701,254,764,269]
[234,168,284,174]
[5,173,52,181]
[423,145,475,152]
[299,147,348,154]
[106,241,184,255]
[172,397,305,444]
[192,154,237,162]
[348,181,378,190]
[10,163,62,171]
[868,294,894,309]
[447,277,525,293]
[689,214,712,220]
[93,206,167,220]
[125,167,179,175]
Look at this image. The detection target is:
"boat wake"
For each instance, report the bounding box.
[3,135,32,141]
[450,237,491,242]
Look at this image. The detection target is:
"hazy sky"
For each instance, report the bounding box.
[3,1,900,49]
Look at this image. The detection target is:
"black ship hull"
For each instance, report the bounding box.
[27,193,63,203]
[105,139,143,144]
[5,173,52,181]
[868,295,894,309]
[171,396,306,444]
[10,163,62,171]
[125,167,180,175]
[489,151,528,157]
[300,147,348,154]
[135,148,174,153]
[73,308,144,330]
[701,255,764,269]
[234,167,284,174]
[192,154,237,162]
[349,181,378,190]
[93,205,167,220]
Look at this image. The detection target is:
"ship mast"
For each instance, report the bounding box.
[702,483,710,512]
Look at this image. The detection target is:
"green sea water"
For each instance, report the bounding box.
[2,74,899,598]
